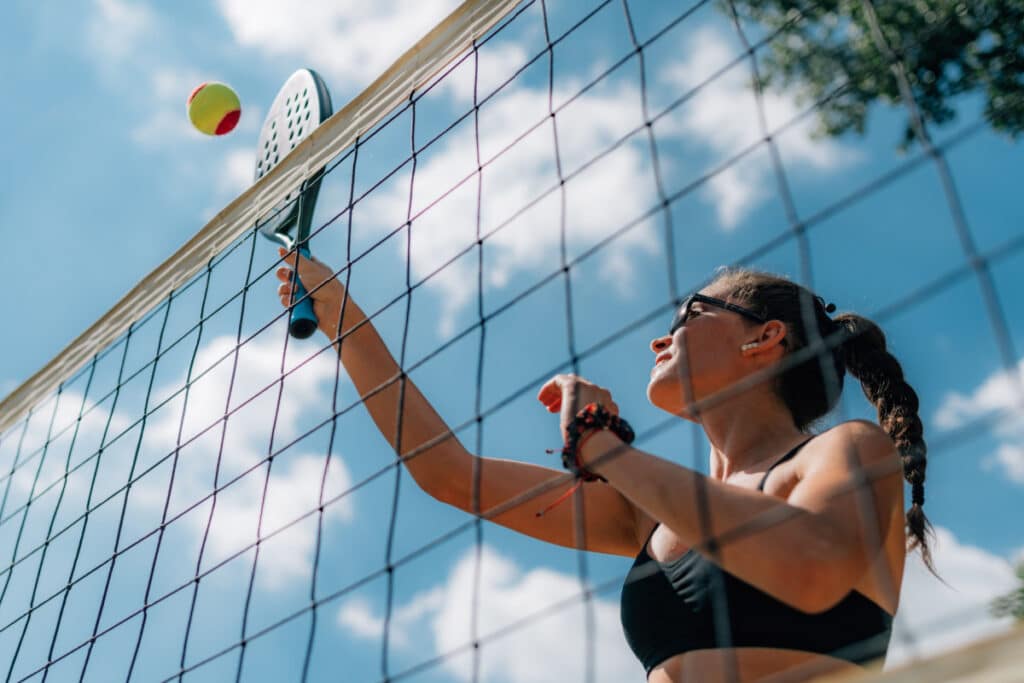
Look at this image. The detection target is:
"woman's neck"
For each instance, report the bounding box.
[701,392,806,481]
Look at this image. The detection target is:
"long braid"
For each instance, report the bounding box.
[835,313,936,573]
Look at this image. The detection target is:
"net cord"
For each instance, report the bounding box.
[469,37,486,683]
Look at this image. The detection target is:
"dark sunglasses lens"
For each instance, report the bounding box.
[669,300,691,334]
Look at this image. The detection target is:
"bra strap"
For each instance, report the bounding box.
[757,437,813,491]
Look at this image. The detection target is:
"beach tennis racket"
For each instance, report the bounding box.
[255,68,333,339]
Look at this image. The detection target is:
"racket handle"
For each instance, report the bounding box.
[288,245,319,339]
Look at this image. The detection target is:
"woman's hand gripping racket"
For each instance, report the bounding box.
[254,68,333,339]
[274,248,346,339]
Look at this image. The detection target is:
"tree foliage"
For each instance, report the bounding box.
[728,0,1024,148]
[991,562,1024,621]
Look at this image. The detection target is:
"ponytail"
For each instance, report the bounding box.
[836,313,936,573]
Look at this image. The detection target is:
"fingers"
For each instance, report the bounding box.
[276,248,297,282]
[536,377,564,411]
[537,374,575,413]
[278,246,324,263]
[536,374,616,414]
[274,248,347,320]
[277,281,297,310]
[276,246,331,289]
[277,246,315,269]
[277,247,308,274]
[275,248,305,308]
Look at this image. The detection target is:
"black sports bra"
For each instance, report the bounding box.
[619,440,893,674]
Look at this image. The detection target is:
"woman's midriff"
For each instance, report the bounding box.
[647,647,866,683]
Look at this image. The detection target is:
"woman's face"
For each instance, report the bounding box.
[646,287,766,418]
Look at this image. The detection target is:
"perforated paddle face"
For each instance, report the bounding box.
[255,69,333,246]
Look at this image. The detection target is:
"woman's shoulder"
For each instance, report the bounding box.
[816,419,893,447]
[798,420,899,473]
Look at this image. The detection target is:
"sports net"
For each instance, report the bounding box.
[1,0,1022,681]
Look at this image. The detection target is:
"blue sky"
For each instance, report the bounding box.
[1,1,1023,681]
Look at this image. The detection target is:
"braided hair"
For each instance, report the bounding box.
[713,267,935,571]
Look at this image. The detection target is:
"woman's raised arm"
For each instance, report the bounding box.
[276,248,649,557]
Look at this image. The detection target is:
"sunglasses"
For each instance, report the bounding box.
[669,293,767,335]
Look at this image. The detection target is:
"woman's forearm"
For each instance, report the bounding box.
[322,294,472,502]
[581,430,849,611]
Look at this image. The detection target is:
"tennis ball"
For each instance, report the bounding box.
[187,82,241,136]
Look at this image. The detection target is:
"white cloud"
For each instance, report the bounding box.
[123,15,853,338]
[194,452,353,589]
[337,598,386,639]
[659,27,851,230]
[130,68,207,147]
[887,526,1018,668]
[218,147,257,196]
[933,359,1024,484]
[337,545,641,682]
[3,327,354,593]
[361,76,660,336]
[337,588,444,649]
[215,0,463,89]
[87,0,154,64]
[346,26,852,335]
[934,359,1024,436]
[128,330,355,588]
[982,443,1024,484]
[703,163,769,230]
[436,43,533,104]
[1,390,130,504]
[131,109,197,150]
[200,146,259,219]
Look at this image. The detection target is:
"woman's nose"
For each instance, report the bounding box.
[650,335,670,353]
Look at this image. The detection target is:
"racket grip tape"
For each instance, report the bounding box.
[288,245,319,339]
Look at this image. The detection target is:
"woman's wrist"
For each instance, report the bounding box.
[536,403,634,517]
[576,428,624,473]
[320,287,360,340]
[561,402,635,478]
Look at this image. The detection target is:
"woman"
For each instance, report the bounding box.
[276,247,931,682]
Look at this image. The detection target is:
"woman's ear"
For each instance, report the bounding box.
[761,320,787,347]
[741,320,787,355]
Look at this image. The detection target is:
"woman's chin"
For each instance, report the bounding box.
[647,386,700,422]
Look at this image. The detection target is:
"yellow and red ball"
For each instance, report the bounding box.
[187,82,241,136]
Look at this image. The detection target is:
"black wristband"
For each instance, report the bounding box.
[560,402,635,480]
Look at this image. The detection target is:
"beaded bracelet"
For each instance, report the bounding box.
[560,402,635,479]
[537,403,635,517]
